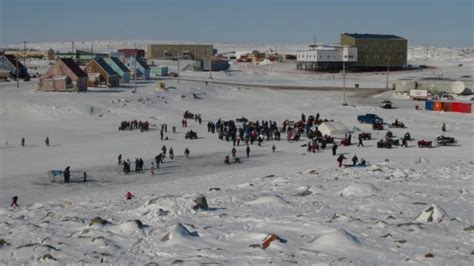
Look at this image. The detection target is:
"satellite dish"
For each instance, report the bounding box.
[451,81,465,94]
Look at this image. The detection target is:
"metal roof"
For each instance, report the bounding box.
[3,54,25,69]
[343,33,405,40]
[135,57,149,70]
[60,58,87,78]
[95,58,118,76]
[107,57,130,73]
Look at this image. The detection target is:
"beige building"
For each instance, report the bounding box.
[340,33,407,69]
[146,44,214,60]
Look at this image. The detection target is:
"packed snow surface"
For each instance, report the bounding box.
[0,41,473,265]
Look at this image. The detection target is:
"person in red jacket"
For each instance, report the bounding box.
[125,192,134,200]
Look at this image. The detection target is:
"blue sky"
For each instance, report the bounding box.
[1,0,472,46]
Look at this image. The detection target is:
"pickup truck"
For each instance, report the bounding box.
[357,114,383,124]
[380,100,393,109]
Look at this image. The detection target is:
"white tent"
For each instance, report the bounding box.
[319,121,349,136]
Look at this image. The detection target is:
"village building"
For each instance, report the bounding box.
[104,57,131,83]
[0,54,29,80]
[84,58,120,87]
[126,57,150,80]
[39,58,88,92]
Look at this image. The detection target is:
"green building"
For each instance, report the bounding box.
[56,50,107,62]
[340,33,407,70]
[146,44,214,60]
[150,66,168,77]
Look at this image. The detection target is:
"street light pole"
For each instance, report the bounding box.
[23,41,27,67]
[209,54,212,80]
[177,52,180,84]
[342,61,347,106]
[133,43,137,93]
[16,50,19,88]
[385,57,391,90]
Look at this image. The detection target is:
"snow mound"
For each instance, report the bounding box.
[140,195,194,217]
[306,230,362,252]
[245,194,290,207]
[415,204,448,223]
[110,220,147,235]
[416,157,430,164]
[339,184,379,197]
[161,223,199,243]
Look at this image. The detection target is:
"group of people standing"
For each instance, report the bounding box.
[118,120,150,132]
[19,137,50,147]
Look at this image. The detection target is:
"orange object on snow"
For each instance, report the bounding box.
[262,234,279,249]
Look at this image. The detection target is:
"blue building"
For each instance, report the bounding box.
[126,57,150,80]
[0,54,29,79]
[105,57,131,83]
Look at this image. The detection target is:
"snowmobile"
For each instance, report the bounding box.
[183,110,194,119]
[436,135,457,146]
[358,132,371,140]
[417,140,433,148]
[377,139,392,149]
[390,121,406,128]
[185,130,198,139]
[372,122,384,130]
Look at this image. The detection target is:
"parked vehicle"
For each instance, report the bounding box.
[380,100,393,109]
[417,140,433,148]
[436,135,457,146]
[391,121,406,128]
[404,132,411,141]
[185,130,198,139]
[389,138,400,146]
[410,89,429,100]
[357,114,383,124]
[372,122,384,130]
[358,132,371,140]
[183,110,194,119]
[340,138,351,146]
[377,139,392,148]
[440,94,454,100]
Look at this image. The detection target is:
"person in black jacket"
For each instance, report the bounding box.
[63,166,70,183]
[332,143,338,156]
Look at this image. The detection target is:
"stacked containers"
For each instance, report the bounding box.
[443,102,453,112]
[459,103,472,113]
[450,102,461,112]
[425,101,471,113]
[425,101,433,110]
[433,101,444,111]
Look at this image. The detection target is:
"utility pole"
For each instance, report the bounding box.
[16,50,19,88]
[209,57,212,79]
[23,41,27,67]
[341,61,347,106]
[425,42,428,60]
[385,57,391,90]
[177,52,180,84]
[133,43,137,93]
[72,41,75,53]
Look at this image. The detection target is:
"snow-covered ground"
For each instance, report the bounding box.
[0,42,473,264]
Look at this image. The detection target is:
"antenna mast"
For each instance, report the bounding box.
[386,57,391,90]
[342,61,347,106]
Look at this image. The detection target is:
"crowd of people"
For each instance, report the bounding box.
[5,107,452,210]
[119,120,150,132]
